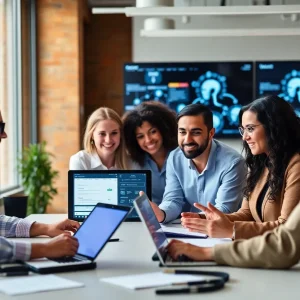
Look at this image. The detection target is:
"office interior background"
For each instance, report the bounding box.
[1,0,300,214]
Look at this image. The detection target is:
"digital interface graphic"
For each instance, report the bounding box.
[256,61,300,118]
[124,62,254,137]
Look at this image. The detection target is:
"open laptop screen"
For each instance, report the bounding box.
[134,194,169,261]
[68,170,151,222]
[75,204,130,259]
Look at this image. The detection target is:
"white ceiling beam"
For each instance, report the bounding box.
[126,5,300,17]
[140,28,300,37]
[92,7,126,14]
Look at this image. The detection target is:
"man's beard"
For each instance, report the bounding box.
[180,137,209,159]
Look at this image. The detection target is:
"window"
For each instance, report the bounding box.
[0,0,22,196]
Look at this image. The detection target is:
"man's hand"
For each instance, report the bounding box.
[167,240,213,261]
[139,190,165,222]
[31,233,79,259]
[45,219,80,237]
[150,202,165,222]
[30,219,80,237]
[181,203,234,238]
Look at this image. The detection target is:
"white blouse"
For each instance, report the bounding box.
[69,150,117,170]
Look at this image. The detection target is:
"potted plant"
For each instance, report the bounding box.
[18,141,59,215]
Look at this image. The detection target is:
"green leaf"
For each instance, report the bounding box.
[17,141,59,215]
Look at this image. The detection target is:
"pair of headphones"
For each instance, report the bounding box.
[155,270,229,295]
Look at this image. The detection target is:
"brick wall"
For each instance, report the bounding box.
[36,0,84,212]
[36,2,132,212]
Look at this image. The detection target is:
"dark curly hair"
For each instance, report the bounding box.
[123,101,178,166]
[239,95,300,201]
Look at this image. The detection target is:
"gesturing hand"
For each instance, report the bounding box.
[181,203,234,238]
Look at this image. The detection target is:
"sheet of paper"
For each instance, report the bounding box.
[161,223,207,238]
[0,274,84,296]
[180,237,232,247]
[101,272,204,290]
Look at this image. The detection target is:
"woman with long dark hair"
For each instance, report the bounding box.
[180,95,300,240]
[123,101,178,205]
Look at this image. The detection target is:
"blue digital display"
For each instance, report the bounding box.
[72,172,147,219]
[124,62,254,137]
[256,61,300,117]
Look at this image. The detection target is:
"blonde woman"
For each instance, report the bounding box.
[69,107,129,170]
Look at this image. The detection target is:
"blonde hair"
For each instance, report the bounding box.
[83,107,129,170]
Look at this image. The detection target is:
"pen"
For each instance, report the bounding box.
[173,279,223,286]
[108,238,120,242]
[0,271,29,277]
[156,281,225,295]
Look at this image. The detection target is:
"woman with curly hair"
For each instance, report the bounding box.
[180,95,300,240]
[123,101,178,205]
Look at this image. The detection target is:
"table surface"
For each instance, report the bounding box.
[2,214,300,300]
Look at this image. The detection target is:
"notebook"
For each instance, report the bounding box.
[68,170,151,221]
[25,203,132,274]
[133,194,217,267]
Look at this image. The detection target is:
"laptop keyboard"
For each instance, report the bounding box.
[51,257,80,263]
[165,254,194,263]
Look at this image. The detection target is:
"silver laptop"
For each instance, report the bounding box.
[134,194,216,267]
[26,203,132,274]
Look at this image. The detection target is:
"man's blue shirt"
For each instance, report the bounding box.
[159,140,247,223]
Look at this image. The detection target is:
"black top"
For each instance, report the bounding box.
[256,182,269,220]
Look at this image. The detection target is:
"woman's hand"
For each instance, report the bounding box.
[181,203,234,238]
[167,240,213,261]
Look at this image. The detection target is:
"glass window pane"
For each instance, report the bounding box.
[0,0,21,194]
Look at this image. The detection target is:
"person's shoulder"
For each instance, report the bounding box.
[214,139,244,162]
[168,147,183,161]
[286,153,300,171]
[70,150,93,162]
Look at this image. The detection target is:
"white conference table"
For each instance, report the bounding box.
[3,214,300,300]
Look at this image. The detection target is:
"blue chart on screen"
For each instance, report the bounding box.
[256,61,300,117]
[124,62,254,137]
[69,171,150,220]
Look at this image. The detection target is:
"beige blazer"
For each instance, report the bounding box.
[214,200,300,269]
[226,153,300,239]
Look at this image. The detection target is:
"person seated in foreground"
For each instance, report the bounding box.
[168,200,300,269]
[0,109,79,263]
[181,95,300,240]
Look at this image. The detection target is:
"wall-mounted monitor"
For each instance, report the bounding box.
[124,62,254,138]
[256,61,300,117]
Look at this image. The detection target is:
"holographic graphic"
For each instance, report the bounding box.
[278,70,300,103]
[191,71,241,134]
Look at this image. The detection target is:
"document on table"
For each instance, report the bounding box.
[101,272,204,290]
[161,223,207,238]
[0,274,84,296]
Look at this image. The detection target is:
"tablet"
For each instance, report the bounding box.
[68,170,151,222]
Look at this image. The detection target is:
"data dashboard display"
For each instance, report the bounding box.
[68,170,151,221]
[256,61,300,117]
[124,62,254,137]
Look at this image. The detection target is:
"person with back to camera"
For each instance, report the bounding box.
[122,101,178,205]
[69,107,130,170]
[180,95,300,240]
[149,103,247,223]
[0,109,79,263]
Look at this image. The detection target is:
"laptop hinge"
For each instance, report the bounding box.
[74,254,90,261]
